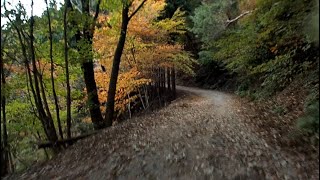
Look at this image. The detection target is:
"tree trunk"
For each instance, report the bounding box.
[105,6,130,126]
[143,85,149,108]
[39,75,53,122]
[64,0,72,139]
[82,61,105,129]
[167,67,171,92]
[171,67,176,99]
[162,68,166,93]
[81,0,105,130]
[45,0,64,140]
[157,67,161,96]
[30,17,49,122]
[159,68,162,93]
[127,93,132,119]
[37,68,55,126]
[13,15,50,142]
[1,42,9,177]
[30,2,58,145]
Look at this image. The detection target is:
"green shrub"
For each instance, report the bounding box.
[297,101,319,135]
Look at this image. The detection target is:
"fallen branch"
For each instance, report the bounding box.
[226,10,253,26]
[37,131,98,149]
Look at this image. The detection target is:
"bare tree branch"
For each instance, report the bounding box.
[128,0,147,20]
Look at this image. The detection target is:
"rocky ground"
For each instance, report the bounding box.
[7,86,319,180]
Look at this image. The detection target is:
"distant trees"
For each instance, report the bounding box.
[190,0,319,97]
[159,0,201,19]
[158,0,201,55]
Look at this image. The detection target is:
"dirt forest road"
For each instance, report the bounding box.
[11,86,319,180]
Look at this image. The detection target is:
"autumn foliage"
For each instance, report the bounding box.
[92,0,195,119]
